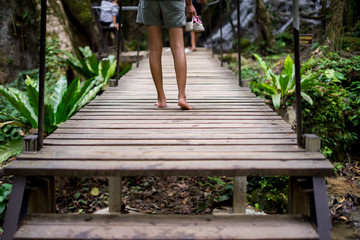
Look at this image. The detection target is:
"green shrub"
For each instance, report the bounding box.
[247,177,288,214]
[0,75,104,135]
[0,183,12,222]
[251,54,320,108]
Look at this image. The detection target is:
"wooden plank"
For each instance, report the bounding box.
[16,147,325,161]
[66,115,284,120]
[14,214,319,240]
[57,124,292,130]
[5,159,334,177]
[43,138,298,146]
[53,126,293,133]
[45,133,297,140]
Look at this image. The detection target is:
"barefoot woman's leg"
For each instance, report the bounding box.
[147,25,166,108]
[168,27,192,110]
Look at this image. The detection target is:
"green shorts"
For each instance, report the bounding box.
[136,0,186,29]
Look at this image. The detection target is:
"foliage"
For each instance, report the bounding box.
[125,39,148,52]
[251,54,320,108]
[15,38,67,88]
[0,75,104,135]
[61,46,117,86]
[0,99,25,145]
[196,176,233,213]
[247,177,288,213]
[302,48,360,161]
[0,138,22,164]
[0,183,12,221]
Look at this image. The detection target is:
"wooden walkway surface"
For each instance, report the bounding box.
[4,48,334,240]
[6,48,333,177]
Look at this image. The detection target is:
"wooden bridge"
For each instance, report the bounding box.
[3,49,334,239]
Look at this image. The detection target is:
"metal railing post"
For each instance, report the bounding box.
[115,0,123,84]
[38,0,47,150]
[293,0,303,147]
[219,0,223,67]
[237,0,242,86]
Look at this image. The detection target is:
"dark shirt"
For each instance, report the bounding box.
[192,0,202,16]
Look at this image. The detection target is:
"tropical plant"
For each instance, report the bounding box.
[247,176,288,213]
[0,183,12,221]
[61,46,117,86]
[0,75,104,135]
[251,54,320,108]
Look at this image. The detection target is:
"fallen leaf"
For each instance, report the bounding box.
[339,216,348,221]
[91,187,100,196]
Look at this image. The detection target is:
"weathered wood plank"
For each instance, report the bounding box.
[14,214,319,240]
[43,138,297,146]
[16,147,325,161]
[56,124,294,132]
[45,133,297,140]
[5,159,334,177]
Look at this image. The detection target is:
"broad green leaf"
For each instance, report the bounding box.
[51,76,68,114]
[119,65,132,78]
[76,83,103,111]
[271,93,281,109]
[253,54,269,72]
[269,71,279,89]
[0,204,5,215]
[25,76,39,117]
[0,86,38,128]
[79,46,93,59]
[75,192,81,199]
[259,83,278,95]
[218,193,231,202]
[208,176,226,186]
[100,59,111,80]
[0,121,26,128]
[56,78,80,125]
[300,55,313,76]
[325,69,337,80]
[0,138,22,163]
[71,78,97,113]
[279,74,291,98]
[86,54,99,75]
[105,61,117,83]
[108,55,116,65]
[44,104,57,134]
[282,55,293,77]
[301,91,313,105]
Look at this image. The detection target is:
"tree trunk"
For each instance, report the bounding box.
[255,0,276,52]
[325,0,345,51]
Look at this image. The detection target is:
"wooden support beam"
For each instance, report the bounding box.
[22,135,38,152]
[233,176,247,213]
[109,79,118,87]
[303,134,321,152]
[288,177,311,215]
[109,176,122,213]
[28,177,56,214]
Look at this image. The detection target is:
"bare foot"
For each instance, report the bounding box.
[178,99,192,110]
[154,102,167,108]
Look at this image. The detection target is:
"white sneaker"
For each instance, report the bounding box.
[193,16,205,32]
[185,18,193,32]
